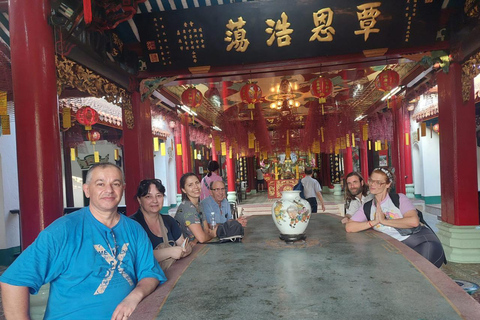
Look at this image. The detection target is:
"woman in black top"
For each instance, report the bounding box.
[131,179,192,270]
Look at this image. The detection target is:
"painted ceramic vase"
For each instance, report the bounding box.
[271,190,311,235]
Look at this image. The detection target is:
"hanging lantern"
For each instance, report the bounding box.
[375,69,400,92]
[240,83,262,108]
[86,129,101,145]
[181,87,203,109]
[433,123,439,133]
[240,82,262,120]
[76,106,98,130]
[310,77,333,104]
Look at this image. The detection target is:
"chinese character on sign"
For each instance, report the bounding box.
[354,2,381,41]
[177,21,205,63]
[225,17,250,52]
[309,8,335,42]
[265,12,293,47]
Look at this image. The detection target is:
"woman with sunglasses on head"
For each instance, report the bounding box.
[175,173,217,244]
[345,168,445,268]
[131,179,192,271]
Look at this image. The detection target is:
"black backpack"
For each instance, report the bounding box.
[216,220,244,243]
[293,179,306,199]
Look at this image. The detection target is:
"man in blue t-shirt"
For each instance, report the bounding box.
[0,163,166,320]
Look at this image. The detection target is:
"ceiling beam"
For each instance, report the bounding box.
[138,42,449,85]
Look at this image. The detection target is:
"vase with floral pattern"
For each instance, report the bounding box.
[271,190,311,240]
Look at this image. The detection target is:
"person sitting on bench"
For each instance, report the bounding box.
[345,167,445,268]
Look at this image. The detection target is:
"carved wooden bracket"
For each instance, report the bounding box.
[56,55,134,129]
[461,51,480,103]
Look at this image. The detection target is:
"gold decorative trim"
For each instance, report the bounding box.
[188,66,211,74]
[465,0,479,18]
[56,56,134,129]
[363,48,388,58]
[461,51,480,103]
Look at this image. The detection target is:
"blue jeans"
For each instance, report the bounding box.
[306,197,317,213]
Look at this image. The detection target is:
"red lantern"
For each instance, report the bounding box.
[240,83,262,109]
[76,106,98,130]
[86,130,101,144]
[181,87,203,109]
[310,77,333,104]
[375,70,400,92]
[433,123,439,133]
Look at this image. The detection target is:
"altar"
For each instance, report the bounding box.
[264,175,298,199]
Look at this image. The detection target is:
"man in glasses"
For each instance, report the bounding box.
[341,172,373,224]
[0,163,166,320]
[201,180,247,227]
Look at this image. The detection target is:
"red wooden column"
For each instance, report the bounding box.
[225,139,236,202]
[180,114,191,173]
[437,63,479,226]
[211,134,218,161]
[10,0,63,248]
[122,92,155,214]
[343,146,353,175]
[174,127,183,201]
[360,140,369,179]
[391,97,406,194]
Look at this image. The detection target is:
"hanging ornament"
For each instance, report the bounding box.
[375,69,400,108]
[181,87,203,109]
[433,123,440,133]
[83,0,92,25]
[310,77,333,103]
[86,129,101,145]
[76,106,98,131]
[310,76,333,115]
[375,69,400,92]
[240,82,262,120]
[87,129,101,163]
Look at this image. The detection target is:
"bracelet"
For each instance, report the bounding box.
[368,221,373,228]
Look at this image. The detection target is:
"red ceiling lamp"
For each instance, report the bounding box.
[76,106,98,130]
[181,87,203,109]
[240,82,263,120]
[375,69,400,108]
[310,76,333,115]
[86,129,101,144]
[86,129,101,163]
[375,69,400,92]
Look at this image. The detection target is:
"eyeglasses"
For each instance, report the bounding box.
[212,188,226,192]
[368,179,387,186]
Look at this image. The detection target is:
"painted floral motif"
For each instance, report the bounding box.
[273,199,310,228]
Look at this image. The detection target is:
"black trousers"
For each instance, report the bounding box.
[306,197,318,213]
[402,226,446,268]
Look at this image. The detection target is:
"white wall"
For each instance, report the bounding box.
[153,133,177,208]
[0,119,20,249]
[70,141,125,207]
[410,120,441,197]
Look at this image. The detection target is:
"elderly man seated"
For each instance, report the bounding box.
[201,180,247,227]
